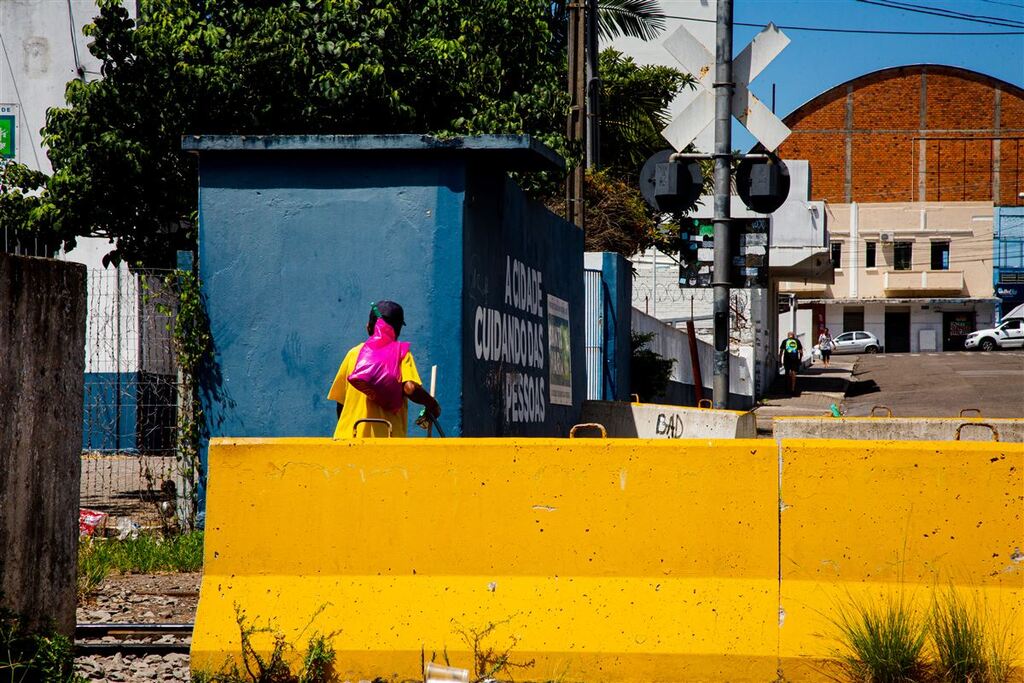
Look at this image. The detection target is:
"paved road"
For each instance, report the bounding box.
[842,350,1024,418]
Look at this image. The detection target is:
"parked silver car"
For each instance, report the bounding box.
[830,330,882,354]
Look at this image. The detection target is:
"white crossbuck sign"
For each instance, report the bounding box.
[661,20,792,152]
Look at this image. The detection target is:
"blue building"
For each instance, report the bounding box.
[185,135,586,463]
[994,207,1024,319]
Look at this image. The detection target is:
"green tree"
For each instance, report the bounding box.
[559,48,694,257]
[27,0,568,266]
[598,48,694,180]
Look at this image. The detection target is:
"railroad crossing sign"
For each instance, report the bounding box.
[661,19,791,152]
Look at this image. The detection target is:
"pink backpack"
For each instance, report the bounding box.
[347,318,410,412]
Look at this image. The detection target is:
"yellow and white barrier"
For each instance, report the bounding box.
[581,400,758,439]
[193,437,1023,681]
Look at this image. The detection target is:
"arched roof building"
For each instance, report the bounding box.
[776,65,1024,206]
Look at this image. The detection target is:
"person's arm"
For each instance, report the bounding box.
[403,381,440,418]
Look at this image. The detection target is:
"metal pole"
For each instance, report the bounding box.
[585,0,600,170]
[712,0,733,409]
[566,0,587,228]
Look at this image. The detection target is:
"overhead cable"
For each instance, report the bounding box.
[660,13,1024,35]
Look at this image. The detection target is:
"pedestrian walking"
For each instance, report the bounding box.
[779,331,803,394]
[818,327,834,368]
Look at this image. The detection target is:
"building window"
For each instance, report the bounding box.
[894,241,913,271]
[931,241,950,270]
[865,241,876,268]
[831,242,842,269]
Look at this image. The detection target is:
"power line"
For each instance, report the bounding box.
[660,13,1024,35]
[862,0,1024,27]
[977,0,1024,9]
[855,0,1024,29]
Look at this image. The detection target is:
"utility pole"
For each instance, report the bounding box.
[712,0,734,409]
[566,0,586,228]
[585,0,600,170]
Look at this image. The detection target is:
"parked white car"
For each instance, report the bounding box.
[830,331,882,354]
[964,318,1024,351]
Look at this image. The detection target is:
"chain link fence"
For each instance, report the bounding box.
[80,267,190,535]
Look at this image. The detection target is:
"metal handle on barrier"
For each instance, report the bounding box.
[959,408,983,418]
[630,394,641,403]
[569,423,607,438]
[697,399,713,410]
[870,405,893,418]
[954,422,999,442]
[353,418,393,438]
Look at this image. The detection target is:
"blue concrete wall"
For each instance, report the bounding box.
[598,252,632,402]
[197,152,466,447]
[83,372,138,451]
[191,136,580,515]
[461,174,584,436]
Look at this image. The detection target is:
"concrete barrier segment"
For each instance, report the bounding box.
[773,416,1024,442]
[193,437,1022,681]
[581,400,758,439]
[192,437,779,681]
[778,439,1024,674]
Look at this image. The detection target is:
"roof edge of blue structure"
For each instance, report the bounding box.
[180,133,564,172]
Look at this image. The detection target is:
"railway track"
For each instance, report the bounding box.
[75,622,193,656]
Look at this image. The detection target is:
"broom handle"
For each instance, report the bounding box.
[427,365,437,437]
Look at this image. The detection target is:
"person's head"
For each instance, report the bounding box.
[787,331,795,338]
[367,300,405,337]
[824,328,830,335]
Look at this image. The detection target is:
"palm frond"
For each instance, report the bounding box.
[598,0,666,41]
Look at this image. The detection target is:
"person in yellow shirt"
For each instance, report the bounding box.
[328,301,440,438]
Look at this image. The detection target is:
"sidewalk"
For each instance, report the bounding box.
[752,356,858,435]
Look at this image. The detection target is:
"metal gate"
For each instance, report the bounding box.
[584,268,604,400]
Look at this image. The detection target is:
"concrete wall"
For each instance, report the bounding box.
[462,175,586,436]
[193,437,1023,681]
[0,1,128,174]
[774,416,1024,442]
[0,253,86,635]
[190,135,584,458]
[631,307,755,408]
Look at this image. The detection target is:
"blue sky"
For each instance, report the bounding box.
[612,0,1024,150]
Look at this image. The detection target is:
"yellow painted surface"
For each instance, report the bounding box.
[193,437,1024,681]
[193,438,779,681]
[778,439,1024,673]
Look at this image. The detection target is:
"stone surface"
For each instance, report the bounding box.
[76,573,200,682]
[0,253,87,635]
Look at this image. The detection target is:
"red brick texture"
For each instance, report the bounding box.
[777,66,1024,205]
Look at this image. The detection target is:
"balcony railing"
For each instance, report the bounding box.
[779,280,829,295]
[883,270,964,294]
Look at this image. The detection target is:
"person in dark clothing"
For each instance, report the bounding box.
[779,331,803,394]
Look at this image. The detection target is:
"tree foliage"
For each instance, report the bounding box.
[23,0,568,266]
[599,48,694,179]
[558,48,694,257]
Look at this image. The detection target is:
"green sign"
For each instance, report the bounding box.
[0,115,14,159]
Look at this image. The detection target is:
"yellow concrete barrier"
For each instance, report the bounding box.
[192,438,779,681]
[778,439,1024,680]
[193,437,1023,681]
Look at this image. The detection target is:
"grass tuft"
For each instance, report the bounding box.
[77,531,204,597]
[829,591,930,682]
[931,588,1017,683]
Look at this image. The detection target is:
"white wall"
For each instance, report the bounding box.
[0,1,126,173]
[632,307,754,400]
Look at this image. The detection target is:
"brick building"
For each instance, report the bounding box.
[778,65,1024,352]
